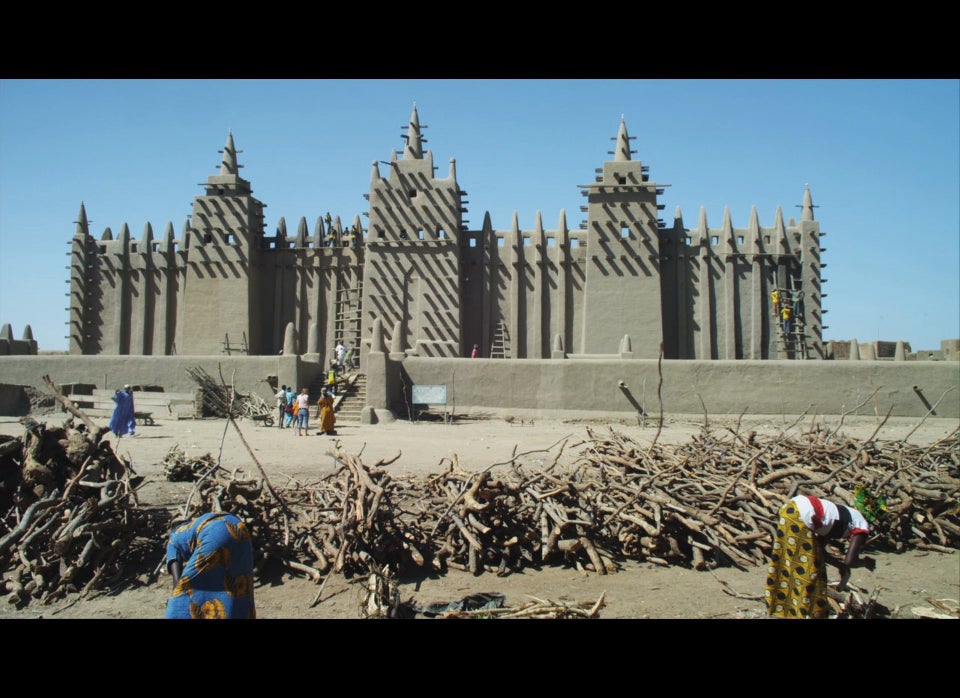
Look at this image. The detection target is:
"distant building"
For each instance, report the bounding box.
[66,105,825,363]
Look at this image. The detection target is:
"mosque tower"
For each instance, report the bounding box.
[579,117,667,356]
[179,131,267,354]
[361,104,467,356]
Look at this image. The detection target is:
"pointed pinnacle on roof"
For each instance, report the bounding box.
[219,131,242,175]
[75,202,90,238]
[800,184,816,222]
[613,117,632,162]
[403,103,423,160]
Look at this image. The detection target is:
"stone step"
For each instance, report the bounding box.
[333,376,365,422]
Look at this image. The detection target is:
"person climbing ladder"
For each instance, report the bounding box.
[780,305,792,335]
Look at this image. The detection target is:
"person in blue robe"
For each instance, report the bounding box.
[109,384,136,438]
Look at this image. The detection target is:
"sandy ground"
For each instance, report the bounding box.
[0,409,957,622]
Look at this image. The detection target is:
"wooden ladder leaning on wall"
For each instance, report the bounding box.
[490,320,510,359]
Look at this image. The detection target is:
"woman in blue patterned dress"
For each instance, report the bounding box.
[165,512,257,619]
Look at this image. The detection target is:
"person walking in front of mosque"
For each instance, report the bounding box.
[275,384,287,429]
[295,388,311,436]
[110,384,136,439]
[335,341,346,372]
[284,385,296,428]
[317,386,337,436]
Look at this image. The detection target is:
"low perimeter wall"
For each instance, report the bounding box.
[371,354,960,420]
[0,354,318,415]
[2,353,958,420]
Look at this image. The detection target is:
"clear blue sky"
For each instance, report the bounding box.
[1,78,957,353]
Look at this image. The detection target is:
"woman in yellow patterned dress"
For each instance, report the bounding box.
[764,494,877,619]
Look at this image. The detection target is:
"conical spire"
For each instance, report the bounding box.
[283,322,296,355]
[801,184,816,221]
[448,157,457,181]
[390,320,404,353]
[371,160,381,184]
[295,217,309,247]
[219,130,240,175]
[403,103,423,160]
[697,206,708,235]
[313,216,325,247]
[613,116,633,162]
[370,317,385,353]
[75,202,89,238]
[773,206,787,255]
[162,222,176,253]
[721,206,735,253]
[746,206,760,250]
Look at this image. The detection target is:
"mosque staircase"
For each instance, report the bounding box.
[333,374,366,423]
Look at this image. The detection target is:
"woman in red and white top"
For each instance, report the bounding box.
[765,494,876,619]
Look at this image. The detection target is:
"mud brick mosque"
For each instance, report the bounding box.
[3,105,956,421]
[61,104,825,363]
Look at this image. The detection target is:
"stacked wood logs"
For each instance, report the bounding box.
[0,420,160,606]
[2,408,957,612]
[185,366,272,420]
[164,421,959,586]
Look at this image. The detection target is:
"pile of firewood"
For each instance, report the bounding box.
[0,420,160,606]
[2,388,957,613]
[165,420,959,586]
[570,420,960,567]
[161,445,219,482]
[172,447,427,582]
[185,366,273,420]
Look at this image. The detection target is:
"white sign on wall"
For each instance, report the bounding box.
[412,385,447,405]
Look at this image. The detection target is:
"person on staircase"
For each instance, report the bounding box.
[326,360,339,390]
